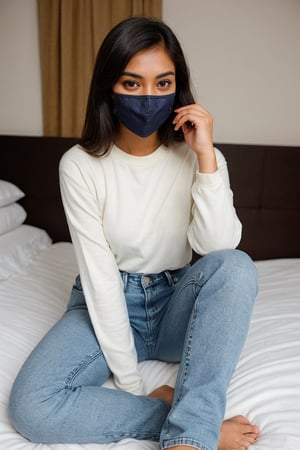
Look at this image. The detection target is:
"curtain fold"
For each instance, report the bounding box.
[38,0,162,137]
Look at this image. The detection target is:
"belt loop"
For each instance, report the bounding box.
[164,270,174,286]
[120,271,128,289]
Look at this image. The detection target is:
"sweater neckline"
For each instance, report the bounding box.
[111,143,169,166]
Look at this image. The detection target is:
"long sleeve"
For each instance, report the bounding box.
[187,148,242,255]
[58,143,241,391]
[59,152,144,395]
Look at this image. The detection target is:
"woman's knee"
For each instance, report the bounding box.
[9,379,45,442]
[9,354,63,442]
[9,376,68,443]
[221,248,257,291]
[194,249,258,298]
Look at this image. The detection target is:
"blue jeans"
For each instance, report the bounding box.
[9,249,257,450]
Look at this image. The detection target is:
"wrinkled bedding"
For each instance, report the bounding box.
[0,243,299,449]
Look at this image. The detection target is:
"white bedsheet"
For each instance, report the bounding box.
[0,244,299,449]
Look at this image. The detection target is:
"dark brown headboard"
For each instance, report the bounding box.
[0,135,77,243]
[217,143,300,260]
[1,135,300,260]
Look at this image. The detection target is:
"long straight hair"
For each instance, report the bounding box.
[79,17,195,156]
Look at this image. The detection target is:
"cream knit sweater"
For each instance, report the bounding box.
[59,143,241,394]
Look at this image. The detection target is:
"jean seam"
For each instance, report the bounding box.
[163,277,202,437]
[162,275,204,322]
[64,350,102,388]
[175,281,200,395]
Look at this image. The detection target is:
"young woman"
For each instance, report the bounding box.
[9,17,260,450]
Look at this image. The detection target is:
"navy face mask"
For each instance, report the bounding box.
[113,92,176,138]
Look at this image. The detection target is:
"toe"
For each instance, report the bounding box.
[232,415,251,425]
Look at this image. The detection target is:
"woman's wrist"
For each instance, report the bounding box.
[196,146,217,173]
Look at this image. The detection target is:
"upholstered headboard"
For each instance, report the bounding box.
[1,135,300,261]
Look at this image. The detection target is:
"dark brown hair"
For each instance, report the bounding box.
[79,17,195,156]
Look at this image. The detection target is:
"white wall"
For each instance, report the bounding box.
[163,0,300,145]
[0,0,43,135]
[0,0,299,145]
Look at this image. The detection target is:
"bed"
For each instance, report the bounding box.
[0,135,300,450]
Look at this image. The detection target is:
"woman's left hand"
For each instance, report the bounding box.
[173,103,215,155]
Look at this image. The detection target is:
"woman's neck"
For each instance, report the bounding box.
[114,125,161,156]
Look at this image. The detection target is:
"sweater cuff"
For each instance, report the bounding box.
[114,375,146,396]
[194,169,223,186]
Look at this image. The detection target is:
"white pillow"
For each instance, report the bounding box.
[0,203,27,235]
[0,180,25,207]
[0,225,52,280]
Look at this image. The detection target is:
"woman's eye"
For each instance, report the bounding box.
[124,80,139,89]
[158,80,171,88]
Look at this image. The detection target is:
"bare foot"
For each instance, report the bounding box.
[148,390,259,450]
[148,385,174,406]
[165,416,259,450]
[218,415,260,450]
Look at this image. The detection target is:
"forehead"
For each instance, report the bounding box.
[123,45,175,75]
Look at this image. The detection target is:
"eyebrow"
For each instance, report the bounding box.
[121,71,175,79]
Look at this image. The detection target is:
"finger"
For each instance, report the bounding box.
[173,105,212,121]
[173,107,204,123]
[174,103,210,115]
[181,122,194,135]
[174,111,213,132]
[173,110,205,131]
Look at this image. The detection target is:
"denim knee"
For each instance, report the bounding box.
[9,386,38,441]
[9,384,73,443]
[194,248,258,301]
[224,249,257,300]
[220,248,258,296]
[8,373,56,442]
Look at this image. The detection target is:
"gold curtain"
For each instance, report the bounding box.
[38,0,162,137]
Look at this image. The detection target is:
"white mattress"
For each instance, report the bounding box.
[0,243,299,450]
